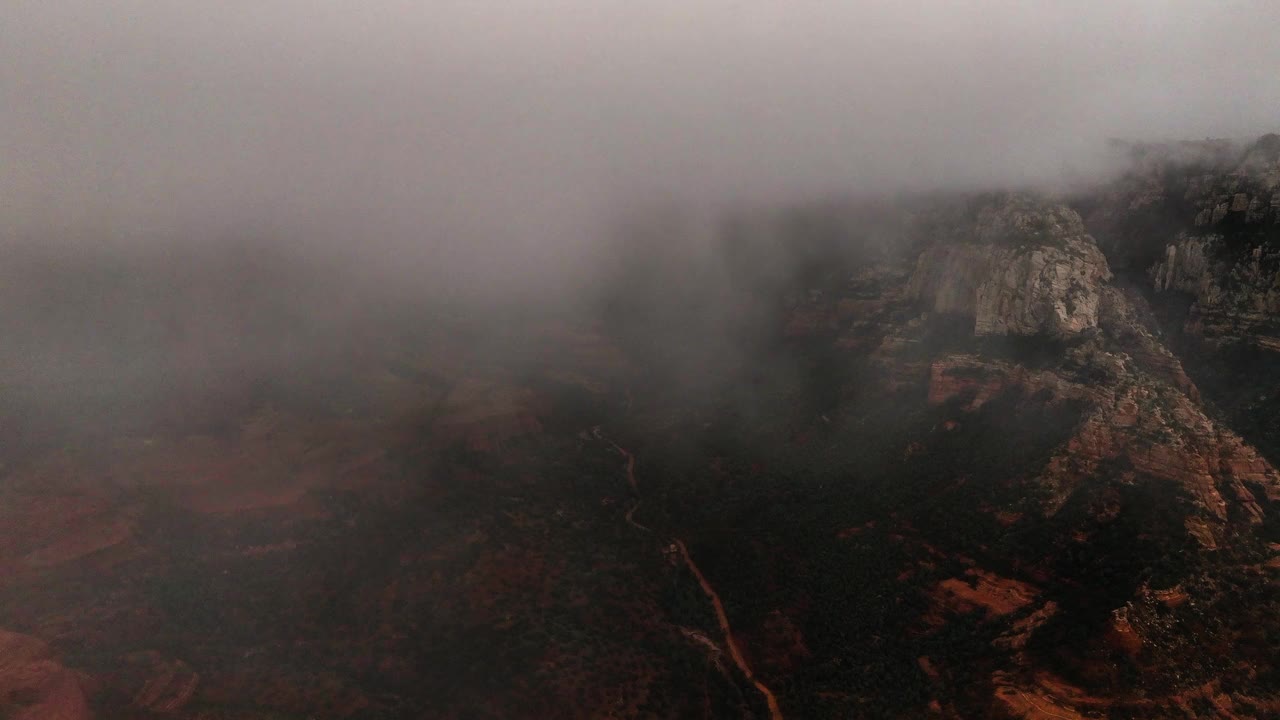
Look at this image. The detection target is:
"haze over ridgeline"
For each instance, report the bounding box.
[4,1,1280,299]
[3,2,1280,444]
[6,5,1280,717]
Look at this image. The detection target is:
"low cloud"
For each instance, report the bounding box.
[3,1,1278,298]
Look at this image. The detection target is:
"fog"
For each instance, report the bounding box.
[2,1,1280,448]
[4,1,1280,298]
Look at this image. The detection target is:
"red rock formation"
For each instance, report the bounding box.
[115,652,200,714]
[932,570,1038,619]
[926,316,1279,547]
[0,630,92,720]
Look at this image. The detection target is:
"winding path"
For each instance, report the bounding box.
[593,427,651,532]
[594,427,784,720]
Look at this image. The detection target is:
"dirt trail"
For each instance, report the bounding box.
[595,427,784,720]
[672,537,785,720]
[592,427,650,532]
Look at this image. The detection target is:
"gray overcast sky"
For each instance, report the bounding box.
[3,1,1279,290]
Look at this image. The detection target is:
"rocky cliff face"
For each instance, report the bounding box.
[772,181,1280,716]
[909,195,1112,337]
[1085,133,1280,325]
[1080,132,1280,464]
[887,257,1275,546]
[1082,134,1280,271]
[1185,134,1280,229]
[1150,234,1280,348]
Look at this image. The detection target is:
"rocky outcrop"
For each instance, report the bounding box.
[932,570,1038,619]
[120,653,200,714]
[909,195,1112,336]
[1151,236,1216,295]
[1097,285,1200,399]
[1083,134,1280,270]
[0,630,93,720]
[1078,132,1280,472]
[927,339,1278,548]
[1186,133,1280,229]
[1083,133,1280,345]
[1150,234,1280,347]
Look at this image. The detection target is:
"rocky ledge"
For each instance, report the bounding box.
[909,194,1112,337]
